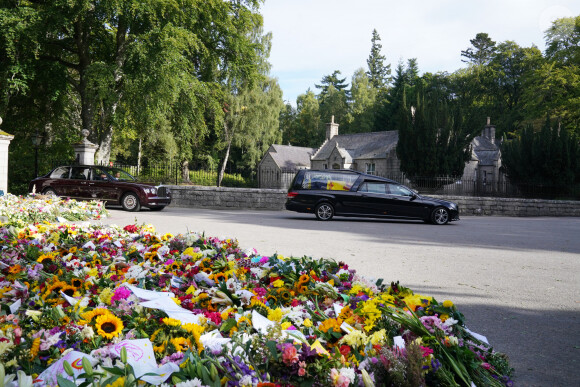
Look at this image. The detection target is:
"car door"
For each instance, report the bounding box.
[352,181,394,216]
[69,166,92,199]
[385,184,429,219]
[88,167,119,201]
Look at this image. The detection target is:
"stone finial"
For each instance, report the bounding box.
[326,115,339,140]
[487,117,490,126]
[80,129,90,143]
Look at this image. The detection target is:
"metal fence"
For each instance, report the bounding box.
[42,159,579,200]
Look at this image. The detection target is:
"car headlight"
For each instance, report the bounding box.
[145,188,157,195]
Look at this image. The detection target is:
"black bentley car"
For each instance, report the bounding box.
[285,170,459,224]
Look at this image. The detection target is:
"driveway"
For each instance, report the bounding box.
[95,207,580,386]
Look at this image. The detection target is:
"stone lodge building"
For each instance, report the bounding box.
[258,116,503,191]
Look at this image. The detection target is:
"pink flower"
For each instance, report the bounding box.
[298,361,307,376]
[111,287,132,303]
[330,368,350,387]
[281,343,299,365]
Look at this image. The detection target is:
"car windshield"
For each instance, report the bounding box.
[100,167,136,182]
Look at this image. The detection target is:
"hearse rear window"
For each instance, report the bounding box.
[301,171,358,191]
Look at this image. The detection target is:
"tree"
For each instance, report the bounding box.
[316,71,349,130]
[501,116,580,196]
[348,68,377,133]
[0,0,266,166]
[545,15,580,65]
[366,29,391,89]
[396,84,474,180]
[461,33,497,66]
[295,90,322,147]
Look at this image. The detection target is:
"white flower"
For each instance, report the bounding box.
[239,374,254,387]
[81,326,95,340]
[443,317,459,327]
[339,367,356,383]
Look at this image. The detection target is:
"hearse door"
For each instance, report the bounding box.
[354,181,393,216]
[385,184,428,218]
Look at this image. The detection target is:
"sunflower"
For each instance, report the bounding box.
[162,317,181,327]
[29,337,41,360]
[60,284,78,298]
[70,278,83,289]
[37,253,56,265]
[7,264,23,274]
[79,307,112,325]
[95,314,124,339]
[181,323,205,354]
[42,280,68,300]
[170,337,191,352]
[298,274,310,285]
[211,272,228,283]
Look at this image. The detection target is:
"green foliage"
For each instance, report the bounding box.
[396,83,474,179]
[366,29,392,89]
[501,117,580,196]
[189,170,253,188]
[461,32,497,65]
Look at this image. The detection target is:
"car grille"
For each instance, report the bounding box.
[157,186,169,197]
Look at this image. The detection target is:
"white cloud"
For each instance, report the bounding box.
[261,0,579,103]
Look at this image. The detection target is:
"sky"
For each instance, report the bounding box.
[260,0,580,105]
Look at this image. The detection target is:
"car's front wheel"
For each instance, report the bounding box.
[121,192,141,212]
[431,207,449,225]
[315,202,334,221]
[43,188,58,196]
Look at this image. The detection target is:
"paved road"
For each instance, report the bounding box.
[95,206,580,386]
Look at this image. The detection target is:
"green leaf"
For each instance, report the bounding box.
[265,341,279,361]
[56,375,78,387]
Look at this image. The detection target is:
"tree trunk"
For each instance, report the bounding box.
[137,138,142,175]
[217,141,231,187]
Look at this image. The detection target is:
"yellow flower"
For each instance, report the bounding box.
[267,308,284,322]
[79,308,112,325]
[181,323,205,353]
[318,318,342,333]
[162,317,181,327]
[281,321,292,330]
[170,337,191,352]
[272,279,284,288]
[161,233,174,241]
[303,318,313,328]
[443,300,454,308]
[368,329,387,346]
[99,288,114,305]
[95,314,124,340]
[339,329,367,347]
[30,337,41,359]
[440,313,449,322]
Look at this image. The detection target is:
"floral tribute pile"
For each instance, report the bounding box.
[0,220,514,387]
[0,194,107,226]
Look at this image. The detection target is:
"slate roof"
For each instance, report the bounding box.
[265,144,316,169]
[471,136,501,165]
[311,131,399,163]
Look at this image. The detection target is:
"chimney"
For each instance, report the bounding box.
[482,117,496,144]
[326,115,339,140]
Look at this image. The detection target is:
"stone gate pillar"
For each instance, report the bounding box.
[0,117,15,194]
[73,129,98,165]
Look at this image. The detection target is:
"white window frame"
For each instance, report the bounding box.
[366,163,376,175]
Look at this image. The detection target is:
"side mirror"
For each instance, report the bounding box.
[410,193,418,201]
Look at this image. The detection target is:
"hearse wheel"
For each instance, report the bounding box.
[431,207,449,225]
[315,202,334,221]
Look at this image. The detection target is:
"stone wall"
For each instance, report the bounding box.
[168,185,287,210]
[432,195,580,217]
[167,185,580,217]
